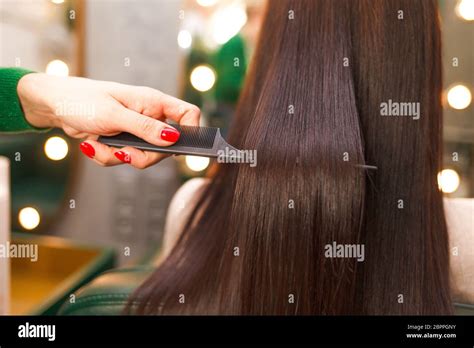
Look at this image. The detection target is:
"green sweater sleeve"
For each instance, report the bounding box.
[0,67,49,133]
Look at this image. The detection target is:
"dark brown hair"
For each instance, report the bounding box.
[129,0,452,315]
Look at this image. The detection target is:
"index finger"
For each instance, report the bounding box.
[157,93,201,127]
[110,85,201,127]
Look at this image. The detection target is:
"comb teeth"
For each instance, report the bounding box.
[173,125,217,149]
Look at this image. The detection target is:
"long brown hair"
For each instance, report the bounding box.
[129,0,452,315]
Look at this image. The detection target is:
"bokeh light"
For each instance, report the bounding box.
[44,136,69,161]
[190,65,216,92]
[18,207,41,230]
[185,155,210,172]
[456,0,474,21]
[46,59,69,77]
[177,30,193,49]
[438,169,460,193]
[210,4,247,44]
[447,84,472,110]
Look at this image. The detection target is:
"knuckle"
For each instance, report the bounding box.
[144,153,160,165]
[103,157,117,166]
[138,117,157,135]
[94,160,107,167]
[141,86,161,99]
[189,104,200,114]
[133,161,148,170]
[139,86,153,94]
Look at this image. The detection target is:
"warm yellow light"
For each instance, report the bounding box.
[456,0,474,21]
[44,136,69,161]
[19,207,40,230]
[438,169,460,194]
[177,30,193,49]
[51,0,65,3]
[185,155,210,172]
[190,65,216,92]
[447,84,472,110]
[46,59,69,77]
[196,0,218,7]
[211,5,247,44]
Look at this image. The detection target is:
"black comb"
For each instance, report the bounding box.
[98,125,242,158]
[98,125,378,170]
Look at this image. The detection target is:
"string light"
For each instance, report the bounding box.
[46,60,69,77]
[190,65,216,92]
[438,169,460,193]
[177,30,193,49]
[456,0,474,21]
[447,84,472,110]
[185,156,210,172]
[44,136,69,161]
[18,207,41,230]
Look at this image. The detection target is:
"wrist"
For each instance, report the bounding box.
[17,73,59,129]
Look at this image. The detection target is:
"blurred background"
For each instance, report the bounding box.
[0,0,472,267]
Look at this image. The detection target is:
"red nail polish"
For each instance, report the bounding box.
[80,142,95,158]
[160,127,180,142]
[114,151,131,163]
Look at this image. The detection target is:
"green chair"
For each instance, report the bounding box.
[58,266,474,315]
[59,266,152,315]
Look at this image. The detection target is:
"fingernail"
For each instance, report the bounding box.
[160,127,180,142]
[114,151,131,164]
[80,142,95,158]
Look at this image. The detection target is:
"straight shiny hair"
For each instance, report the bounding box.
[129,0,452,315]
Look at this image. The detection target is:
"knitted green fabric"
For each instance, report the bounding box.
[0,67,49,133]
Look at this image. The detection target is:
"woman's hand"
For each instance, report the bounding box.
[17,73,200,169]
